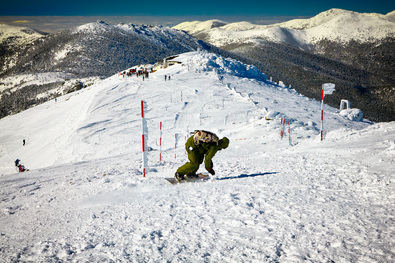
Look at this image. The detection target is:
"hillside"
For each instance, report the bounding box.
[173,9,395,122]
[0,51,393,262]
[174,8,395,48]
[0,21,206,119]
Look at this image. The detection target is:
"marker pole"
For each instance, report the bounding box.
[141,100,148,177]
[321,88,324,141]
[159,122,162,163]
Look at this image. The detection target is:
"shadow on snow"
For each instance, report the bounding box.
[216,172,278,181]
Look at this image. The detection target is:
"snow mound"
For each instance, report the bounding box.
[175,51,266,80]
[339,108,363,121]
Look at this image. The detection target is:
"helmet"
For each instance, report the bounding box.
[219,137,229,149]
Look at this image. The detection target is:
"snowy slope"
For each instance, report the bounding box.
[0,51,393,262]
[174,8,395,48]
[0,24,44,46]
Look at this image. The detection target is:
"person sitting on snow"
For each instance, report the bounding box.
[175,130,229,181]
[18,164,26,172]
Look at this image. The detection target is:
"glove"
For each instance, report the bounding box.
[207,168,215,175]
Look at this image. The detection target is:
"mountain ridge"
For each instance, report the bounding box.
[174,8,395,47]
[173,8,395,122]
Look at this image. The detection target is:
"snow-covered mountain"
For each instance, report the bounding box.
[0,24,44,47]
[0,21,211,119]
[0,24,45,74]
[0,51,393,262]
[174,9,395,122]
[1,21,203,77]
[174,8,395,48]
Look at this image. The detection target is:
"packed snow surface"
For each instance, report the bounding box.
[174,8,395,48]
[0,51,393,262]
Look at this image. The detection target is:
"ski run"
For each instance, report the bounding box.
[0,51,394,262]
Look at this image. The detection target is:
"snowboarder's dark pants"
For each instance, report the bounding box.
[176,150,205,176]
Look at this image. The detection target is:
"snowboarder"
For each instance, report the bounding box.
[175,130,229,181]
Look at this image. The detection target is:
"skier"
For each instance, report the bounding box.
[175,130,229,181]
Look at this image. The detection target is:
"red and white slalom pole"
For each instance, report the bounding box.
[159,122,162,163]
[280,118,284,139]
[141,100,148,177]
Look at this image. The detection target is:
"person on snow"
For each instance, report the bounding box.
[18,164,26,172]
[175,130,229,181]
[15,159,20,167]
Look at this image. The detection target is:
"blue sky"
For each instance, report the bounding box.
[0,0,394,16]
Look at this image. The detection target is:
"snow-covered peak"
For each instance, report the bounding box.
[173,8,395,47]
[273,8,355,30]
[73,20,112,34]
[0,24,44,45]
[173,19,227,34]
[221,21,258,31]
[273,8,395,42]
[384,10,395,22]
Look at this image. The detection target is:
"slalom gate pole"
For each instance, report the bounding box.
[288,121,291,145]
[141,100,148,177]
[280,118,284,139]
[159,122,162,163]
[321,88,324,141]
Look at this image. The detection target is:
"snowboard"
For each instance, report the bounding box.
[165,173,210,184]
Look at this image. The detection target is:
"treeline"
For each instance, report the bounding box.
[1,26,201,79]
[0,82,62,118]
[221,39,394,122]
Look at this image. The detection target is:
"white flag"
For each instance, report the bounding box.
[322,83,335,95]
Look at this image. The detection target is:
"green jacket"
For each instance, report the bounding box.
[185,135,225,170]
